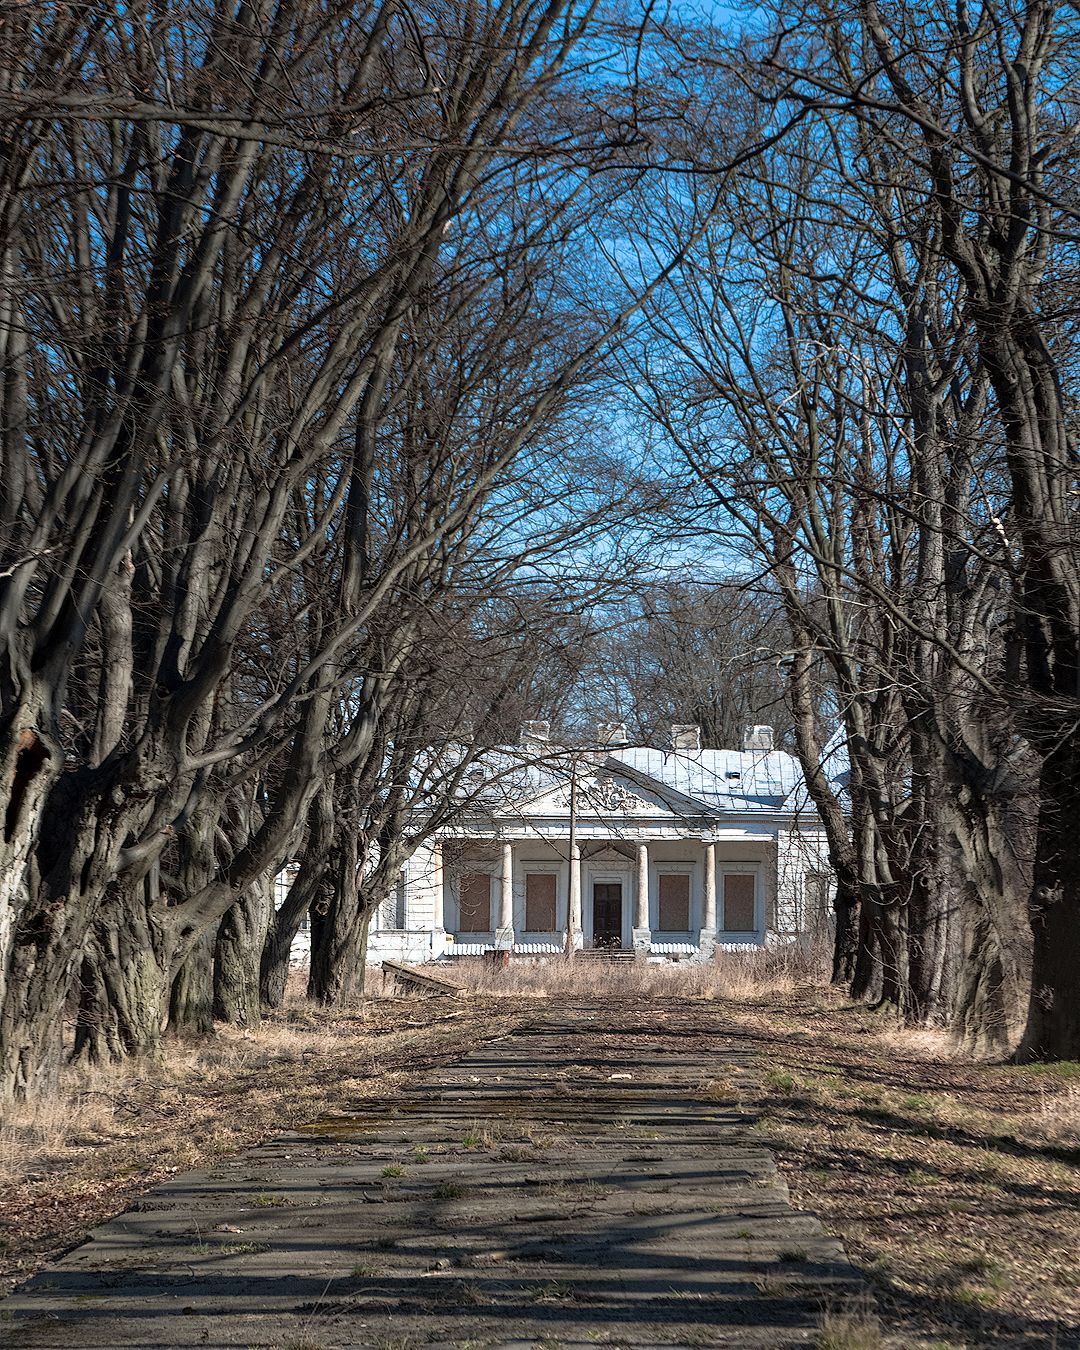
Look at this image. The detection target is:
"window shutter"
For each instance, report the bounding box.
[723,873,756,930]
[458,873,491,932]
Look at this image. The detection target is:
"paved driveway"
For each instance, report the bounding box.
[2,1004,863,1348]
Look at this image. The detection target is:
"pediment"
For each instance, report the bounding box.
[588,846,634,865]
[503,763,712,821]
[577,772,657,815]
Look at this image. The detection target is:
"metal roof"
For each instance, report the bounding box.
[451,742,849,817]
[606,747,804,810]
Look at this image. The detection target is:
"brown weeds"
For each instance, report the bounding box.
[444,941,827,1000]
[731,995,1080,1346]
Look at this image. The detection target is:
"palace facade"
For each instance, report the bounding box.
[367,721,841,964]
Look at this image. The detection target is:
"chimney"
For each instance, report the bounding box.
[670,724,701,752]
[596,721,629,747]
[742,724,774,752]
[520,720,550,744]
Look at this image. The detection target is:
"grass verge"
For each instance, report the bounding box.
[0,992,526,1295]
[730,993,1080,1348]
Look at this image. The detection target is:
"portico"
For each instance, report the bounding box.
[434,833,768,956]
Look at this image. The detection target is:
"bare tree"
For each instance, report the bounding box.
[0,0,628,1097]
[746,0,1080,1056]
[567,579,790,749]
[623,74,1032,1047]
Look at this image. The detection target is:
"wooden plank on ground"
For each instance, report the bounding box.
[381,959,467,997]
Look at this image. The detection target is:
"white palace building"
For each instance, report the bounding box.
[366,721,840,964]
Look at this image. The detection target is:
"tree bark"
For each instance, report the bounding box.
[169,930,216,1037]
[74,880,171,1063]
[214,879,272,1027]
[1018,738,1080,1059]
[260,781,335,1009]
[783,614,864,987]
[308,836,369,1007]
[0,700,59,1025]
[0,765,140,1095]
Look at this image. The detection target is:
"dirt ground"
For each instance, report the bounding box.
[728,994,1080,1348]
[2,979,1079,1348]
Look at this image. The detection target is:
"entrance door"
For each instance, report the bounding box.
[592,882,623,949]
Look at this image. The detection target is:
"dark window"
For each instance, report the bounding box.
[593,882,622,948]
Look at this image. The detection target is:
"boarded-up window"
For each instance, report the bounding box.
[458,873,491,932]
[658,872,690,930]
[525,873,557,931]
[724,873,756,930]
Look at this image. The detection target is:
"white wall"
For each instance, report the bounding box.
[331,819,837,965]
[775,826,833,934]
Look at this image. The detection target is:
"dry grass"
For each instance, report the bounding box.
[817,1299,886,1349]
[730,992,1080,1347]
[1034,1081,1080,1147]
[0,989,527,1294]
[0,1017,346,1188]
[445,941,828,1000]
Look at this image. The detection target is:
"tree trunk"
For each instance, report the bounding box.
[783,618,865,990]
[0,906,77,1099]
[938,753,1032,1056]
[214,880,272,1026]
[831,874,861,986]
[903,818,953,1027]
[0,702,59,1023]
[308,837,369,1007]
[167,808,223,1036]
[0,770,129,1097]
[870,890,905,1013]
[260,782,335,1009]
[849,901,878,1003]
[74,881,171,1063]
[169,930,216,1036]
[1018,736,1080,1059]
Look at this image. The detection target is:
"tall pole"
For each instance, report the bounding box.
[566,763,581,956]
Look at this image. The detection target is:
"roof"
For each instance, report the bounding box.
[443,740,847,819]
[607,747,802,811]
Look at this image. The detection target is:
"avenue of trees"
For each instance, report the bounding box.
[0,0,660,1098]
[626,0,1080,1056]
[1,0,1079,1097]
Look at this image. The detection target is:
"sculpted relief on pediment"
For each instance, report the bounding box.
[581,774,649,813]
[518,772,658,817]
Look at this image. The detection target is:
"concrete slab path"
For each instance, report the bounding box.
[2,1005,864,1349]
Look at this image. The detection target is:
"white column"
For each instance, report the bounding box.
[496,840,515,949]
[567,842,583,950]
[699,841,717,961]
[633,841,651,953]
[432,841,445,931]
